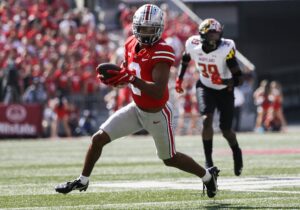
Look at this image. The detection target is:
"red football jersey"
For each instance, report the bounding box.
[124,35,175,109]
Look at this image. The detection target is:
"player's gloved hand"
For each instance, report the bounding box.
[175,78,184,93]
[222,78,234,91]
[106,68,136,86]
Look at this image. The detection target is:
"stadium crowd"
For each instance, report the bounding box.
[0,1,286,137]
[0,0,200,137]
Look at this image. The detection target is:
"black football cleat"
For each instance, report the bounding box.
[233,147,243,176]
[55,179,89,194]
[203,166,220,198]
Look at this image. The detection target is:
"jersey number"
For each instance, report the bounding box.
[128,62,141,95]
[198,63,222,85]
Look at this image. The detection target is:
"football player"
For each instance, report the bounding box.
[175,18,243,176]
[55,4,219,198]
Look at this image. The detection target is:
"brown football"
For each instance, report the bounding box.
[96,63,121,79]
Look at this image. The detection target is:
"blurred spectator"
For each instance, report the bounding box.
[80,8,96,30]
[109,46,132,111]
[42,101,56,138]
[116,86,131,109]
[264,81,287,132]
[115,3,127,29]
[232,87,245,132]
[1,60,21,104]
[77,109,97,136]
[104,88,118,116]
[110,46,124,66]
[238,71,256,131]
[68,103,80,136]
[253,80,268,107]
[59,13,77,37]
[22,64,34,92]
[82,67,99,110]
[68,63,84,109]
[53,59,70,97]
[253,80,287,132]
[53,93,72,137]
[176,72,199,135]
[22,77,47,105]
[253,80,270,133]
[165,35,184,67]
[0,70,3,100]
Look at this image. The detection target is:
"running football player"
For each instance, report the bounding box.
[175,18,243,176]
[55,5,220,198]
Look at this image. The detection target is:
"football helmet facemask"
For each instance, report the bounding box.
[132,4,164,45]
[199,18,223,50]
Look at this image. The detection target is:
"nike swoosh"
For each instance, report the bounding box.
[142,58,148,62]
[153,121,160,124]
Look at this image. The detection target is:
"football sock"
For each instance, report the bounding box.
[203,139,213,163]
[201,169,212,183]
[79,174,89,185]
[230,143,240,152]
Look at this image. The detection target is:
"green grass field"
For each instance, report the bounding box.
[0,132,299,209]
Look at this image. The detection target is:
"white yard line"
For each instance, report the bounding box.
[92,177,300,193]
[1,176,299,197]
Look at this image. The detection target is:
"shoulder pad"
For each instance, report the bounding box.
[151,40,175,65]
[155,40,175,53]
[186,35,200,46]
[220,38,235,49]
[185,35,200,53]
[125,35,136,47]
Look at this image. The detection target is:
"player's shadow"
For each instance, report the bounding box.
[202,202,297,209]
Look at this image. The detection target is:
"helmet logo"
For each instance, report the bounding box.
[201,23,210,34]
[199,18,222,34]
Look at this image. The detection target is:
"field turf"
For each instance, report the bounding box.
[0,132,299,209]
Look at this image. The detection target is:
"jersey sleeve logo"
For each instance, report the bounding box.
[191,38,200,45]
[226,48,235,60]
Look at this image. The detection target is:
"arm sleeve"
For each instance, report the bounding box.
[178,52,191,80]
[226,47,239,69]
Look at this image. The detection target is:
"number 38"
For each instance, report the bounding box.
[198,63,222,85]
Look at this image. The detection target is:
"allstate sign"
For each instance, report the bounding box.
[5,104,27,123]
[0,103,43,137]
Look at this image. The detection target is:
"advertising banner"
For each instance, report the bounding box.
[0,104,43,137]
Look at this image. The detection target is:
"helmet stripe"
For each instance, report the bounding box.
[145,4,151,21]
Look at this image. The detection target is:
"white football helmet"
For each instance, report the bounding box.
[132,4,164,45]
[199,18,223,49]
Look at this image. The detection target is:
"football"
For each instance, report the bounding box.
[96,63,121,79]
